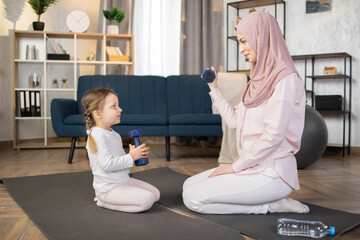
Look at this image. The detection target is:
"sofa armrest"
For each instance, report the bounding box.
[51,98,78,136]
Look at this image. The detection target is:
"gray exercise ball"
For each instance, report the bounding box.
[295,105,328,169]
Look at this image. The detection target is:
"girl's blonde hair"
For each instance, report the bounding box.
[81,88,117,153]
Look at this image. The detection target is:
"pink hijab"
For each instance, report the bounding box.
[235,11,298,108]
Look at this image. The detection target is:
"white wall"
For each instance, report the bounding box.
[0,0,101,141]
[224,0,360,147]
[287,0,359,146]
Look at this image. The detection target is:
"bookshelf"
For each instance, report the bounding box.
[12,30,134,149]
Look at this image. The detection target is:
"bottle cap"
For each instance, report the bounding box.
[329,226,335,235]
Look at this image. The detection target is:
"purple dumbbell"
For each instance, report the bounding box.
[128,129,149,166]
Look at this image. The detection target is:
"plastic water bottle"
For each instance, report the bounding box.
[277,218,335,238]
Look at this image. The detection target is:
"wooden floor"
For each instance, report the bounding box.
[0,141,359,240]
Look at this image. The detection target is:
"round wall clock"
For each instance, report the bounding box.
[66,10,90,33]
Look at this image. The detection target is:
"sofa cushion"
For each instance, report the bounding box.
[167,75,213,116]
[64,114,85,125]
[120,114,167,125]
[169,114,221,125]
[64,114,167,125]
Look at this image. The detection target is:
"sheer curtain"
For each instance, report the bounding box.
[133,0,181,76]
[180,0,224,74]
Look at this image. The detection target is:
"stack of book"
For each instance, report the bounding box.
[106,46,130,62]
[16,91,41,117]
[47,39,70,60]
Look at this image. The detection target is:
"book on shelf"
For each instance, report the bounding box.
[16,91,25,117]
[47,39,70,60]
[49,39,67,54]
[30,91,36,116]
[35,91,41,116]
[106,46,129,62]
[25,91,30,116]
[16,90,41,117]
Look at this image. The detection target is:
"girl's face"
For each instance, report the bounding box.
[94,93,122,130]
[237,33,257,63]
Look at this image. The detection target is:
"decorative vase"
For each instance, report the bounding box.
[33,21,45,31]
[107,25,119,34]
[28,73,41,88]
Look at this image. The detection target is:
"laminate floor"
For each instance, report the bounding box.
[0,141,359,240]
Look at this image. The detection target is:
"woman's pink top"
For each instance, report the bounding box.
[210,73,305,190]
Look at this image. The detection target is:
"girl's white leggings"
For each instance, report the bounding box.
[182,167,292,214]
[95,178,160,213]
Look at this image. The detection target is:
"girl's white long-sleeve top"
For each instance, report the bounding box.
[210,73,306,190]
[86,127,134,193]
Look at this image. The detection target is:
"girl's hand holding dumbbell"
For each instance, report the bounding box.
[129,144,149,161]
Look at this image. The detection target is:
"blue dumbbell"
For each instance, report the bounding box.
[201,69,216,83]
[128,129,149,166]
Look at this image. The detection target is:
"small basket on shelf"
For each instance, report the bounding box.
[108,55,130,62]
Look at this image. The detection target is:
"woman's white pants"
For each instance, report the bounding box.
[182,167,292,214]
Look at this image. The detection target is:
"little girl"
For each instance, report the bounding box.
[82,88,160,213]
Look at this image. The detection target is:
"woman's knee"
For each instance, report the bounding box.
[182,189,205,213]
[153,187,160,202]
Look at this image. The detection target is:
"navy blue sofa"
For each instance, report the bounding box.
[51,75,222,163]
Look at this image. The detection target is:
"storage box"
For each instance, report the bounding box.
[315,95,342,110]
[47,54,70,60]
[323,66,337,75]
[108,55,130,62]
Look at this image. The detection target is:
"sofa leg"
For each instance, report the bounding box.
[68,137,77,164]
[166,136,170,161]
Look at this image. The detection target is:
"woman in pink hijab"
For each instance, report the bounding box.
[182,11,309,214]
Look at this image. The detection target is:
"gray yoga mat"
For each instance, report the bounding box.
[132,167,360,240]
[2,171,243,240]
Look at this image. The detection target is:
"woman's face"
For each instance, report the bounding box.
[237,33,257,63]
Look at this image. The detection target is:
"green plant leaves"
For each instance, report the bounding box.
[103,7,125,24]
[27,0,58,21]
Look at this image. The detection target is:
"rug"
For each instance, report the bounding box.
[3,168,359,240]
[2,171,243,240]
[132,167,360,240]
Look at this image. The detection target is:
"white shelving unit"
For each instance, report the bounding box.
[12,30,134,149]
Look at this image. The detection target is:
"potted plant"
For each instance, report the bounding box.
[27,0,58,31]
[62,78,68,88]
[103,7,125,34]
[52,78,58,88]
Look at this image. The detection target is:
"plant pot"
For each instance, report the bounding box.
[52,83,58,88]
[62,83,68,88]
[33,21,45,31]
[107,25,119,34]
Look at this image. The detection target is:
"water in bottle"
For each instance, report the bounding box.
[277,218,335,238]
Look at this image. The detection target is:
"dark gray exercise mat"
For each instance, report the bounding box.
[132,167,360,240]
[2,171,243,240]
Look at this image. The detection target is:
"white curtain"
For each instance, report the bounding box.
[133,0,181,76]
[180,0,224,74]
